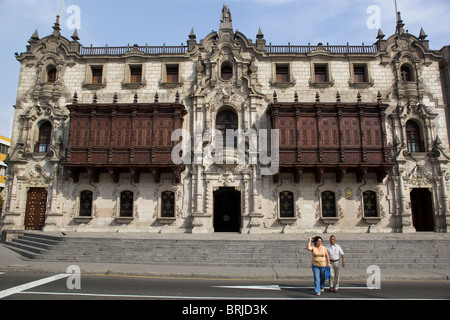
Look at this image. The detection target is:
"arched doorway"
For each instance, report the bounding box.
[213,187,241,232]
[410,188,435,231]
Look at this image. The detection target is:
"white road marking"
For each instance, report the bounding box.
[20,291,431,300]
[213,285,282,291]
[281,286,378,290]
[213,285,378,291]
[0,273,71,299]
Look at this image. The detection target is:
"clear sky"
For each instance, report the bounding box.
[0,0,449,138]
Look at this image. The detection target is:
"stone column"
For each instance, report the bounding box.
[251,165,259,215]
[248,165,264,234]
[399,173,415,233]
[1,169,22,230]
[191,165,213,233]
[195,164,203,215]
[441,174,450,232]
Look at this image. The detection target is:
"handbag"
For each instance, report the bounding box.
[325,267,330,280]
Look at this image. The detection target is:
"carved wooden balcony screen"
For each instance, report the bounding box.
[63,101,187,184]
[267,101,394,183]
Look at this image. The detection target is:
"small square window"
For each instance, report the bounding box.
[276,65,289,83]
[401,65,413,82]
[47,67,57,83]
[353,65,367,83]
[314,65,328,83]
[221,63,233,81]
[91,66,103,84]
[166,65,179,83]
[130,66,142,83]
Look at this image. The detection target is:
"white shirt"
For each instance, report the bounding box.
[326,243,344,260]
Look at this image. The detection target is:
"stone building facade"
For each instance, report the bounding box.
[1,6,450,234]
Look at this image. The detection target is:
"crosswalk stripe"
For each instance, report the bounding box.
[0,273,70,299]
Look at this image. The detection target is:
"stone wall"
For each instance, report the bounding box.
[2,8,449,234]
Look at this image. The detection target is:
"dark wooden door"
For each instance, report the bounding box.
[24,188,47,230]
[214,188,241,232]
[410,188,434,232]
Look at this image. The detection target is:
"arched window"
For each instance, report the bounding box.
[363,191,378,218]
[34,121,52,153]
[120,191,134,217]
[79,191,93,217]
[161,191,175,218]
[321,191,336,217]
[47,67,57,83]
[216,110,238,149]
[400,65,413,82]
[221,63,233,81]
[279,191,295,218]
[406,120,425,152]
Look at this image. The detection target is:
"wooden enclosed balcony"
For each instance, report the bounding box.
[267,96,394,183]
[62,96,187,183]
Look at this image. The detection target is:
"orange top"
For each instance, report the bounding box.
[311,246,328,267]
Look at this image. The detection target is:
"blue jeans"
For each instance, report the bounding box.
[312,264,326,294]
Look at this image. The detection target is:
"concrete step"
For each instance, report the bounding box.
[8,232,450,269]
[4,242,47,255]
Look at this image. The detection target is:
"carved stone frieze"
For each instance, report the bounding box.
[19,164,53,186]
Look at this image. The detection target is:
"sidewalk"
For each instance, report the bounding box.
[1,239,449,281]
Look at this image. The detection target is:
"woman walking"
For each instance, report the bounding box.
[307,236,330,296]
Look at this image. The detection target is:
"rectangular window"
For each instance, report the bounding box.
[353,65,367,83]
[35,122,52,153]
[321,191,336,217]
[0,144,9,155]
[166,65,179,83]
[161,191,175,218]
[363,191,378,218]
[47,68,57,83]
[130,66,142,83]
[120,191,134,217]
[276,65,289,83]
[314,65,328,83]
[91,66,103,84]
[279,191,295,218]
[79,191,93,217]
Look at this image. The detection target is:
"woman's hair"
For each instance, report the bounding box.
[312,236,323,244]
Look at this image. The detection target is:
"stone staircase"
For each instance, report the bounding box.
[3,232,450,269]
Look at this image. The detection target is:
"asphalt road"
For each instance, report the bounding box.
[0,271,448,316]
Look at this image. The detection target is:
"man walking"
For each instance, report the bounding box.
[326,235,345,293]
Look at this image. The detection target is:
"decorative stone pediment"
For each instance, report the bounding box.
[405,163,435,187]
[205,82,249,112]
[19,164,53,186]
[21,103,68,122]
